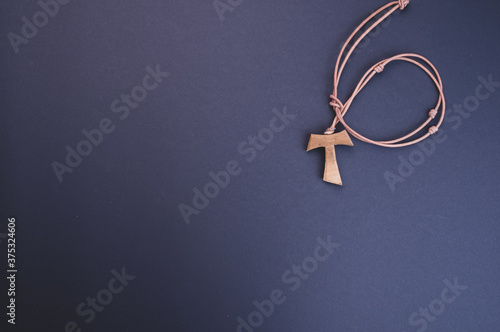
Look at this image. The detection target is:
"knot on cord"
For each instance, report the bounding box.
[398,0,409,10]
[428,109,438,119]
[325,95,344,135]
[329,95,344,111]
[324,126,336,135]
[374,64,385,73]
[429,126,438,135]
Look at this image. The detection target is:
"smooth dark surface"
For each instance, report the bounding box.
[1,0,500,331]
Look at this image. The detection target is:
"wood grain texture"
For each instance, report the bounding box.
[307,130,354,185]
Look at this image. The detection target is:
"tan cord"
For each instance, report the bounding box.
[324,0,445,148]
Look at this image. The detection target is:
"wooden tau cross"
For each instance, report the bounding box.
[307,130,353,185]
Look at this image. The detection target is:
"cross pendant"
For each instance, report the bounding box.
[307,130,354,185]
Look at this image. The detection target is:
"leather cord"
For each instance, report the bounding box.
[325,0,445,148]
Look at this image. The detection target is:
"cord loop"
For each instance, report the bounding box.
[328,1,446,148]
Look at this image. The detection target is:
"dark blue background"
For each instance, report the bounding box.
[1,0,499,331]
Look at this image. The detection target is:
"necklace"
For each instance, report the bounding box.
[307,0,446,185]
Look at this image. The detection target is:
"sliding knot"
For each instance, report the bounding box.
[398,0,409,10]
[429,126,438,135]
[329,95,344,112]
[374,64,385,73]
[428,109,437,119]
